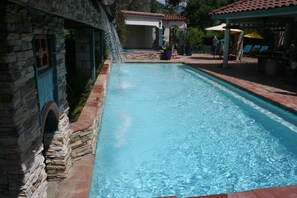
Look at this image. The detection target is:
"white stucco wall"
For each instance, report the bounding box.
[122,13,187,49]
[163,21,186,30]
[125,15,162,28]
[163,21,187,43]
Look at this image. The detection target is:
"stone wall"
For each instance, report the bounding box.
[0,4,47,197]
[75,29,96,81]
[29,3,72,183]
[12,0,104,30]
[69,60,110,162]
[0,3,71,197]
[44,112,72,181]
[29,6,68,113]
[1,0,107,196]
[123,51,163,60]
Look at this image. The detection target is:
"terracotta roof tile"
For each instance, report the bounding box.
[121,10,164,17]
[120,10,186,21]
[210,0,297,15]
[164,14,187,21]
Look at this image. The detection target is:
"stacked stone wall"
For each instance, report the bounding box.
[75,29,94,80]
[0,4,47,197]
[1,0,107,197]
[69,60,110,162]
[123,51,163,60]
[12,0,104,30]
[0,3,72,197]
[44,112,72,180]
[30,6,72,182]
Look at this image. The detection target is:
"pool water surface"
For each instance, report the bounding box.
[89,63,297,198]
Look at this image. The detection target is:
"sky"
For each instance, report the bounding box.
[157,0,165,4]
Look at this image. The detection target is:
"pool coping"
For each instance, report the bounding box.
[58,58,297,198]
[189,65,297,115]
[57,60,110,198]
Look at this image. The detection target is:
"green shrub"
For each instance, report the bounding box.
[185,27,205,47]
[67,70,94,122]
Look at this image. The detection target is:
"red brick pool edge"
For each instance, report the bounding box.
[163,184,297,198]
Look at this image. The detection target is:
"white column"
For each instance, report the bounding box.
[164,27,170,44]
[223,19,230,68]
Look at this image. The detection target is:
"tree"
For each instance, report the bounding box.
[150,0,158,13]
[129,0,151,12]
[115,0,176,13]
[116,0,151,12]
[165,0,180,7]
[185,27,205,47]
[150,0,171,13]
[183,0,239,28]
[114,4,128,44]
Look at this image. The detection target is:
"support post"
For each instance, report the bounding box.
[178,30,185,55]
[223,19,231,68]
[158,28,163,48]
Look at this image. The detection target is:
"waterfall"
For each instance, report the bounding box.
[99,4,123,62]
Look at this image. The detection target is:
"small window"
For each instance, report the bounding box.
[34,35,50,71]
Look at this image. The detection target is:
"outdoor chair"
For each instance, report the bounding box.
[250,45,261,56]
[260,45,269,53]
[252,45,261,51]
[243,45,253,55]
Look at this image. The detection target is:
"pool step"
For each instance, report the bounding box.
[171,49,181,59]
[171,54,181,59]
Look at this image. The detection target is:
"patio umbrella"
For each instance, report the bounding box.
[244,32,264,39]
[205,23,242,33]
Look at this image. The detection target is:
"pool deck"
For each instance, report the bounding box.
[57,53,297,198]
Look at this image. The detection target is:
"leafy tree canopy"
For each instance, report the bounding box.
[116,0,167,13]
[116,0,150,12]
[184,0,239,28]
[165,0,181,7]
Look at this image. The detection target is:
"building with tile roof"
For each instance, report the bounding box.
[121,10,165,17]
[164,14,187,21]
[121,10,187,53]
[210,0,297,16]
[210,0,297,29]
[209,0,297,68]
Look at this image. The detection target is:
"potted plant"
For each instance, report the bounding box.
[185,43,193,56]
[161,43,172,60]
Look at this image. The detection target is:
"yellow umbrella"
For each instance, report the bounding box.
[244,32,264,39]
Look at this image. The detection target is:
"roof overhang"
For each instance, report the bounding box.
[124,15,163,28]
[212,6,297,20]
[121,10,164,28]
[212,6,297,29]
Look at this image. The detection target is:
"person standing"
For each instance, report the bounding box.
[212,36,218,56]
[219,38,225,58]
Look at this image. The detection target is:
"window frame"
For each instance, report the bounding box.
[34,35,50,72]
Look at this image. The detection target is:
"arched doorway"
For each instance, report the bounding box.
[41,101,60,180]
[41,101,72,183]
[162,15,187,55]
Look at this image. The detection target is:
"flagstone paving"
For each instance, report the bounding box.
[57,53,297,198]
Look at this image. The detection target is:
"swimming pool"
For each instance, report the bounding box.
[89,63,297,198]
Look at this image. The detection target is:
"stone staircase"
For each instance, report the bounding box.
[171,49,181,59]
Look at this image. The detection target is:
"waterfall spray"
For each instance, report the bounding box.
[99,4,123,62]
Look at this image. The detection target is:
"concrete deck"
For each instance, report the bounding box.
[56,53,297,198]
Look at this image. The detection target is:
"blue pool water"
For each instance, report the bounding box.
[89,63,297,198]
